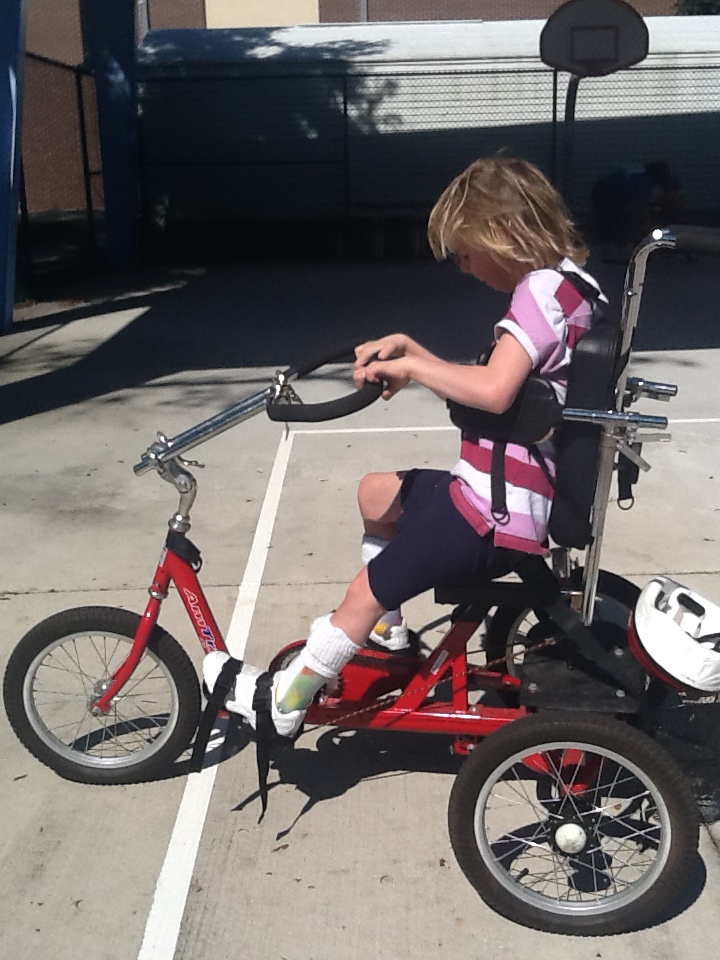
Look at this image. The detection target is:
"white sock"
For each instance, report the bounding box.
[361,534,402,626]
[300,614,361,678]
[361,534,391,565]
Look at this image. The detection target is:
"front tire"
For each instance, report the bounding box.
[3,606,201,784]
[448,712,699,935]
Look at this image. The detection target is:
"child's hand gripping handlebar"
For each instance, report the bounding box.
[266,338,383,423]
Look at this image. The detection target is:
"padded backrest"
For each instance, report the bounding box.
[548,312,622,550]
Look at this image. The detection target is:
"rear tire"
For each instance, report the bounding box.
[3,606,201,784]
[448,712,699,935]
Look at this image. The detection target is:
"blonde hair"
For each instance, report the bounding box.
[428,155,588,269]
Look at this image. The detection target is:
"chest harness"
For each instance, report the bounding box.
[446,270,606,522]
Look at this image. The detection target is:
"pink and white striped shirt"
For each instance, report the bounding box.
[449,258,604,555]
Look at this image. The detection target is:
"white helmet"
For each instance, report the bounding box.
[630,577,720,694]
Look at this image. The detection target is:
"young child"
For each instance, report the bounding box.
[203,155,603,737]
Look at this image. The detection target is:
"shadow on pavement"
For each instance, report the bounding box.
[3,247,719,427]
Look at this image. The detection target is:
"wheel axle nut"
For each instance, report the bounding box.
[554,822,588,854]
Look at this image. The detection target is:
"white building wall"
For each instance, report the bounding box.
[205,1,319,29]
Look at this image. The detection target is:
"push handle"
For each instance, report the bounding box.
[664,225,720,257]
[267,339,384,423]
[279,338,359,379]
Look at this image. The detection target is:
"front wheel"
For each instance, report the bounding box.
[3,606,201,785]
[448,712,699,935]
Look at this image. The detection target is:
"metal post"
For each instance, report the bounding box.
[75,66,97,254]
[0,0,27,333]
[561,74,581,207]
[550,69,558,186]
[79,0,138,269]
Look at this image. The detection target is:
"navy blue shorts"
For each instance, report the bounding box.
[367,468,499,612]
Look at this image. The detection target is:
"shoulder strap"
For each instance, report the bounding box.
[556,268,611,325]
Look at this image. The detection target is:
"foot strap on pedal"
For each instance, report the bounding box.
[191,659,289,822]
[190,656,244,773]
[252,671,275,822]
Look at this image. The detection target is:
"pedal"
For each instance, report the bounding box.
[366,629,424,657]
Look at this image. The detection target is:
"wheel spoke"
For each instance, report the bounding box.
[22,625,182,769]
[460,722,684,927]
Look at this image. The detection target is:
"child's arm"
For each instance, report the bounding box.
[356,332,532,411]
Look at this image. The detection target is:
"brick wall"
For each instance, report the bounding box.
[319,1,677,22]
[148,0,206,29]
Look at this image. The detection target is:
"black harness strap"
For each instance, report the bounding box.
[489,441,557,521]
[251,671,275,823]
[528,443,556,490]
[484,271,604,522]
[190,660,295,820]
[490,441,509,521]
[190,656,244,773]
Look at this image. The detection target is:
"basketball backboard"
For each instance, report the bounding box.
[540,0,649,78]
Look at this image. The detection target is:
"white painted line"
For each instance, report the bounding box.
[225,430,296,655]
[291,418,720,435]
[669,418,720,424]
[136,430,295,960]
[294,425,455,435]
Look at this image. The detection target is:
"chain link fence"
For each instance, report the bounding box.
[18,2,720,272]
[138,52,720,258]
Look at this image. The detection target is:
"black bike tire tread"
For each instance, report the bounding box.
[447,712,699,936]
[3,606,201,785]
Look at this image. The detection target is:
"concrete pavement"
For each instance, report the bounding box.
[1,252,719,960]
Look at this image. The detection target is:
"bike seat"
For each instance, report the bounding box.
[434,550,545,607]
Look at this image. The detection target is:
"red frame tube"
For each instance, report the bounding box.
[295,618,528,742]
[93,542,227,712]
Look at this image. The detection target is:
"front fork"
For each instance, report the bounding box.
[91,539,226,714]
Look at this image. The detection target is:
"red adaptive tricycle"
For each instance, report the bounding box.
[5,227,720,936]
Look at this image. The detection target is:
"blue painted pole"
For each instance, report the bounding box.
[80,0,137,269]
[0,1,27,333]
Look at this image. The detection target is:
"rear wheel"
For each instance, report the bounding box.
[448,712,699,935]
[484,569,640,674]
[3,606,201,784]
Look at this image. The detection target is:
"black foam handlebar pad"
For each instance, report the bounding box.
[281,338,360,379]
[668,224,720,256]
[267,380,382,422]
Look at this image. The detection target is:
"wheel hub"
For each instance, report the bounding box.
[553,819,589,855]
[88,678,111,712]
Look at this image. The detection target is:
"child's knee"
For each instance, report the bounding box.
[357,471,402,523]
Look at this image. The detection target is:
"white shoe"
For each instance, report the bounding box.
[202,651,305,738]
[369,618,411,651]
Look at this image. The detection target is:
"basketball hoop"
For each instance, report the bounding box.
[541,0,649,79]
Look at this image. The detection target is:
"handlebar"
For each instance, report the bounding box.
[662,224,720,257]
[266,381,382,422]
[267,338,383,423]
[277,338,357,379]
[134,339,383,474]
